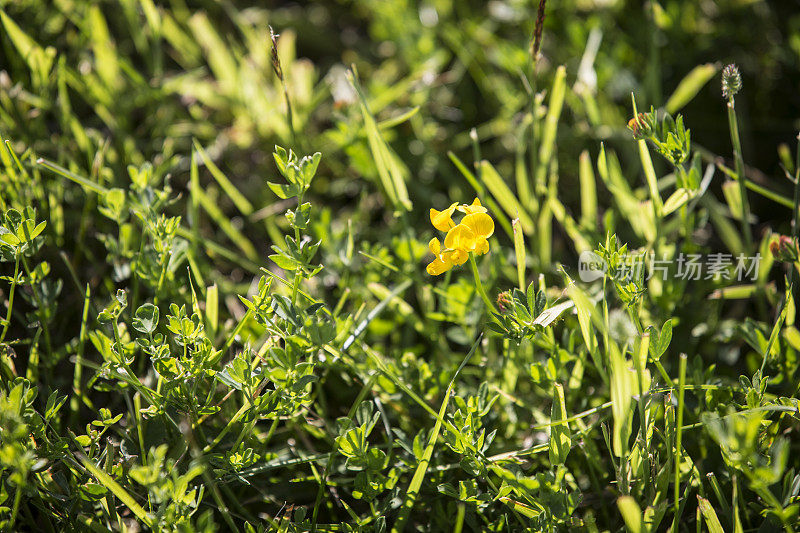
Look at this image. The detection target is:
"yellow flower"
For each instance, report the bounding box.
[458,197,488,215]
[426,198,492,276]
[460,213,494,255]
[429,202,458,232]
[443,225,471,264]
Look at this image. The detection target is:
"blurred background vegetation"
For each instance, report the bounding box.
[2,0,799,227]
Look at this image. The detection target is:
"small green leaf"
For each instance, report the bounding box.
[132,304,159,334]
[45,391,67,421]
[268,181,300,200]
[549,383,571,465]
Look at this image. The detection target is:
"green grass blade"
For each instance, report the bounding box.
[617,496,643,533]
[696,496,724,533]
[79,453,153,528]
[534,66,567,191]
[665,63,718,114]
[37,158,108,194]
[549,383,571,465]
[513,219,526,290]
[579,150,597,229]
[378,106,420,130]
[191,182,258,261]
[343,280,412,351]
[348,67,412,212]
[193,140,254,216]
[479,160,534,234]
[448,151,513,239]
[87,6,120,90]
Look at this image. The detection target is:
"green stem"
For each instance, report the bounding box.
[111,317,159,411]
[291,219,302,306]
[69,284,92,425]
[153,251,169,307]
[726,96,753,251]
[19,255,52,358]
[468,253,497,315]
[7,484,23,533]
[671,353,688,531]
[0,253,20,344]
[281,78,296,148]
[222,307,253,356]
[788,133,800,292]
[263,417,279,447]
[291,270,301,306]
[634,333,651,495]
[646,2,661,106]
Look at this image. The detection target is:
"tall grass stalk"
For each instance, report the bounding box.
[723,67,753,250]
[672,353,688,531]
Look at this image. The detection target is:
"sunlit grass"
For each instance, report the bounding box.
[0,1,799,531]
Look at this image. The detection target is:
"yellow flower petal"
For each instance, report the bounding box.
[474,237,490,255]
[458,197,488,214]
[450,248,469,265]
[429,237,441,255]
[426,255,453,275]
[444,223,476,252]
[430,202,458,232]
[461,212,494,239]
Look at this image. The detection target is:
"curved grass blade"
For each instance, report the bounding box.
[79,453,154,528]
[342,279,412,351]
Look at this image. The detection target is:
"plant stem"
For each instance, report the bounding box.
[788,132,800,292]
[634,333,651,495]
[8,484,23,532]
[468,253,496,315]
[671,353,688,531]
[726,96,753,251]
[291,225,302,306]
[153,251,169,307]
[0,253,20,344]
[19,255,52,358]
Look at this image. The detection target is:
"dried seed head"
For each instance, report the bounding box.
[269,26,283,81]
[530,0,548,62]
[721,64,741,99]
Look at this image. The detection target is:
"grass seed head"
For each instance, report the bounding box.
[722,63,742,99]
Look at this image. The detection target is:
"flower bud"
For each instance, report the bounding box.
[627,112,652,140]
[496,291,513,314]
[769,235,799,263]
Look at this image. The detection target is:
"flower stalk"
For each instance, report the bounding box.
[723,64,753,251]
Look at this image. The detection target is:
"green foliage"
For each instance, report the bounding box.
[0,0,799,531]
